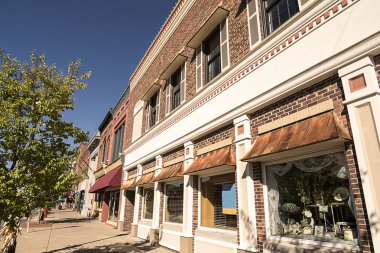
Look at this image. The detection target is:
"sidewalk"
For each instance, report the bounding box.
[17,209,172,253]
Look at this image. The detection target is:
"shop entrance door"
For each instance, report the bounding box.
[108,190,120,222]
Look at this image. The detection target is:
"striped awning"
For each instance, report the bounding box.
[135,172,155,186]
[121,178,136,189]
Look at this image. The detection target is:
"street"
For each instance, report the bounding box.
[17,209,171,253]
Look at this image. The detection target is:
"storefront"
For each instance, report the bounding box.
[241,111,361,251]
[89,165,123,228]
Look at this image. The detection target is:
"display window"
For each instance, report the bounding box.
[165,182,184,223]
[265,152,358,245]
[200,172,237,230]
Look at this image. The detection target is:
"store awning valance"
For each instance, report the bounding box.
[184,146,236,175]
[241,112,351,162]
[135,172,155,186]
[89,165,122,193]
[121,178,136,190]
[154,162,184,182]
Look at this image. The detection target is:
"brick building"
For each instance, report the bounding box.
[89,87,130,229]
[116,0,380,252]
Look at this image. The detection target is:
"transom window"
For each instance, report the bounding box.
[171,68,181,110]
[200,173,237,230]
[264,0,299,35]
[142,187,154,220]
[204,28,221,83]
[165,182,183,223]
[266,153,358,245]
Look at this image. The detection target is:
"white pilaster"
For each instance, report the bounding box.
[132,164,143,225]
[234,115,258,252]
[183,141,194,237]
[339,56,380,252]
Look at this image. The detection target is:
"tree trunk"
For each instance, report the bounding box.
[5,241,16,253]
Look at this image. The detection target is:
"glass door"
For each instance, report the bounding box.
[108,191,120,222]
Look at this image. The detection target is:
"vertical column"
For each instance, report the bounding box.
[339,57,380,252]
[234,115,258,252]
[180,141,194,253]
[118,169,128,231]
[131,164,143,237]
[150,155,163,245]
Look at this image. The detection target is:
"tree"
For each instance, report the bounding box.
[0,50,90,253]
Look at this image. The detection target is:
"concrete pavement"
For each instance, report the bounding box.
[17,209,172,253]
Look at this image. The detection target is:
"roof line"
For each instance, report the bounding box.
[129,0,184,83]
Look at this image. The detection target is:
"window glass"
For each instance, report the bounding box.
[205,29,221,83]
[143,188,154,219]
[171,68,181,110]
[112,124,124,162]
[165,182,183,223]
[266,153,358,245]
[149,92,158,127]
[201,173,237,230]
[264,0,299,34]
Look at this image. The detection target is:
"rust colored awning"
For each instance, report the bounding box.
[184,146,236,174]
[89,166,122,193]
[135,172,155,186]
[121,178,136,189]
[154,162,184,182]
[241,112,351,161]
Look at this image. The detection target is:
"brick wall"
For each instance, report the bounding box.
[143,159,156,172]
[123,190,135,231]
[192,175,199,234]
[75,143,89,176]
[252,162,266,251]
[126,0,251,149]
[162,146,184,164]
[159,182,165,225]
[249,75,374,252]
[193,123,235,155]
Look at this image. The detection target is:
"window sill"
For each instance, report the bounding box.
[138,219,152,227]
[266,236,360,252]
[195,227,237,244]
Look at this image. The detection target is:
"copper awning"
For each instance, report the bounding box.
[135,172,155,186]
[121,178,136,190]
[184,146,236,174]
[241,112,351,161]
[154,162,184,182]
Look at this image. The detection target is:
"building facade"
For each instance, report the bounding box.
[89,88,130,230]
[117,0,380,252]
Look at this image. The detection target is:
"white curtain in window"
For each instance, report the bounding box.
[293,155,334,173]
[267,162,293,235]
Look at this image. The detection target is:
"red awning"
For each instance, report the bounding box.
[89,166,122,193]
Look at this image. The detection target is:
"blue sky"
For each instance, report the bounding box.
[0,0,177,139]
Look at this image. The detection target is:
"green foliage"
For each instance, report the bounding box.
[0,49,89,250]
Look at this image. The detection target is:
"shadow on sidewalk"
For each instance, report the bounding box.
[25,225,80,233]
[46,234,129,253]
[50,217,93,224]
[71,241,161,253]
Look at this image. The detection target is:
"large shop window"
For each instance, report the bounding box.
[112,124,124,162]
[142,187,154,220]
[201,173,237,230]
[266,153,358,245]
[263,0,299,35]
[95,191,104,209]
[165,182,183,223]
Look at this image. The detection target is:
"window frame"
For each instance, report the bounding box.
[111,123,125,162]
[204,27,221,84]
[141,187,154,220]
[262,0,300,36]
[261,148,359,247]
[197,171,238,233]
[163,180,184,224]
[147,89,160,130]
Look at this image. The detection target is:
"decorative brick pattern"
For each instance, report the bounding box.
[192,175,199,234]
[249,75,374,252]
[143,159,156,172]
[159,182,165,225]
